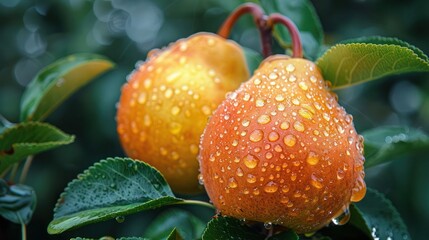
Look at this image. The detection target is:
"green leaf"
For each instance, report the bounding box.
[0,179,37,225]
[167,228,184,240]
[0,122,74,174]
[243,47,263,74]
[48,157,182,234]
[353,188,411,240]
[260,0,324,60]
[316,42,429,89]
[341,36,429,62]
[71,237,147,240]
[145,209,205,240]
[362,126,429,168]
[202,216,264,240]
[348,204,372,238]
[269,230,298,240]
[20,53,114,121]
[202,216,297,240]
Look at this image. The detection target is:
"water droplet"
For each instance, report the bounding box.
[351,178,366,202]
[284,135,297,147]
[115,216,125,223]
[289,75,297,82]
[275,94,285,102]
[268,131,280,142]
[247,174,257,183]
[219,195,225,205]
[236,167,244,177]
[264,181,278,193]
[179,42,188,51]
[243,93,251,101]
[169,122,182,134]
[228,177,238,188]
[337,169,345,180]
[274,144,283,152]
[198,174,204,185]
[143,79,151,89]
[306,152,319,165]
[299,108,313,120]
[207,38,215,46]
[164,88,174,98]
[290,173,297,181]
[293,121,305,132]
[337,125,345,134]
[243,154,259,169]
[264,222,273,229]
[265,152,273,159]
[277,104,285,111]
[385,136,393,144]
[249,130,264,142]
[280,122,290,130]
[171,106,181,115]
[253,78,261,85]
[224,115,230,120]
[332,206,350,225]
[171,151,180,160]
[323,113,330,121]
[241,119,250,127]
[299,82,309,90]
[190,144,198,154]
[257,115,271,124]
[232,140,239,147]
[310,76,317,83]
[202,106,211,115]
[310,174,323,189]
[282,185,290,193]
[256,99,265,107]
[166,71,181,82]
[253,188,260,195]
[292,98,300,105]
[138,93,147,104]
[209,154,215,162]
[269,72,278,80]
[286,64,295,72]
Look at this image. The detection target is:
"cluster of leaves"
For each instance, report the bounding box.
[1,0,429,239]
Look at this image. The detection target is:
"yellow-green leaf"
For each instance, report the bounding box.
[20,53,114,121]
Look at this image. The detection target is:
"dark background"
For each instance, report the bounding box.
[0,0,428,239]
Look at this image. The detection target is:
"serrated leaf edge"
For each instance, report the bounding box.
[0,122,75,157]
[340,36,429,62]
[316,43,429,89]
[52,157,176,216]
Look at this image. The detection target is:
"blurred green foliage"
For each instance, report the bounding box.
[0,0,428,239]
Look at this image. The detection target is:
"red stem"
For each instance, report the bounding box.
[267,13,303,58]
[217,3,272,57]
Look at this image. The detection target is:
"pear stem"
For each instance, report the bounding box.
[267,13,303,58]
[217,3,272,57]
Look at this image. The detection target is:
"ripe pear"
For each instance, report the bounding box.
[117,33,249,194]
[199,55,366,233]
